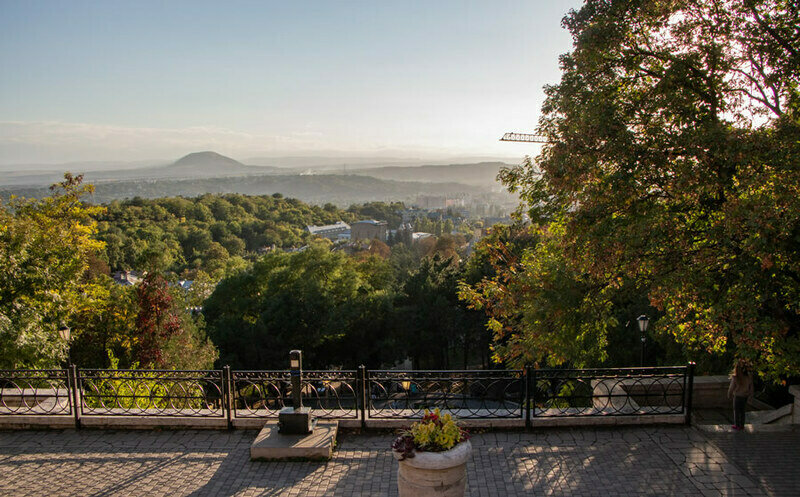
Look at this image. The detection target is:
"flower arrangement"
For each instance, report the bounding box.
[391,408,469,460]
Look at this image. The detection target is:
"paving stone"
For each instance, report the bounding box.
[0,425,793,495]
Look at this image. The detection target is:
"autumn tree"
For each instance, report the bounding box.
[491,0,800,380]
[133,272,217,369]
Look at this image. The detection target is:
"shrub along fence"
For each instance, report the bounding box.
[0,364,694,429]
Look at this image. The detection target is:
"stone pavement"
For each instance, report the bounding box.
[704,427,800,497]
[0,425,796,496]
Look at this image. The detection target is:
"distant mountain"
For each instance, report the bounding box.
[171,151,249,172]
[0,151,281,187]
[0,152,515,194]
[344,162,509,187]
[244,155,520,170]
[1,173,517,206]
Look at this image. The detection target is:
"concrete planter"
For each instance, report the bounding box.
[394,440,472,497]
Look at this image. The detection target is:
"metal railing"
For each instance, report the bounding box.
[367,369,524,419]
[0,369,72,416]
[0,364,695,428]
[528,366,689,417]
[231,370,358,419]
[78,368,224,417]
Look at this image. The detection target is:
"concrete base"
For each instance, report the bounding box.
[250,420,338,461]
[278,406,313,434]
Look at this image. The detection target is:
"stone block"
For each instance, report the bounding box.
[250,420,337,460]
[278,406,313,434]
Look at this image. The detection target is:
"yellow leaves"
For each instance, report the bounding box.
[409,409,463,452]
[487,318,503,334]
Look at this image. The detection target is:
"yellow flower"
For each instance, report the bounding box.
[409,409,465,451]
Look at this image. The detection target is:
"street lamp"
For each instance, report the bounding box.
[637,315,649,367]
[58,325,72,366]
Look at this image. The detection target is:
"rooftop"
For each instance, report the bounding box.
[352,219,387,226]
[306,221,351,235]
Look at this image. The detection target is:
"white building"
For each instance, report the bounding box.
[306,221,351,240]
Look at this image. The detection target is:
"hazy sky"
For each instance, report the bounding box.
[0,0,582,165]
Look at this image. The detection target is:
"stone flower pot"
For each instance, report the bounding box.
[394,439,472,497]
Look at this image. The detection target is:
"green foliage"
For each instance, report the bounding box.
[69,272,217,370]
[204,244,401,369]
[94,193,369,279]
[69,275,138,368]
[82,351,207,410]
[399,255,486,369]
[492,0,800,381]
[0,173,105,368]
[409,409,467,452]
[460,223,619,368]
[348,201,405,229]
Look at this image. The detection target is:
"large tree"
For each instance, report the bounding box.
[398,255,486,369]
[0,174,104,368]
[203,244,401,369]
[491,0,799,380]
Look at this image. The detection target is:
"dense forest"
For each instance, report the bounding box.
[93,194,413,278]
[0,178,492,371]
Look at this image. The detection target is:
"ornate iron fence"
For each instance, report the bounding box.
[78,369,224,417]
[232,370,358,419]
[0,369,72,416]
[367,370,525,419]
[529,366,689,417]
[0,364,694,427]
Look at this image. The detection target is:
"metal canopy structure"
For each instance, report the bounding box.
[499,132,550,143]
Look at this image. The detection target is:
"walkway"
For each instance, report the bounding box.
[0,425,796,496]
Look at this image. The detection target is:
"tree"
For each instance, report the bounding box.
[497,0,800,380]
[460,223,651,369]
[399,255,485,368]
[203,245,400,369]
[0,174,104,368]
[132,272,217,369]
[368,239,391,259]
[69,276,138,368]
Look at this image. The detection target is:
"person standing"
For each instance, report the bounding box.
[728,360,754,431]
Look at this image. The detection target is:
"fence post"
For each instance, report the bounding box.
[223,366,233,430]
[70,365,82,430]
[685,362,696,425]
[358,365,367,430]
[524,365,532,430]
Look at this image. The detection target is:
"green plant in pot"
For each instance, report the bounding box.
[391,409,472,497]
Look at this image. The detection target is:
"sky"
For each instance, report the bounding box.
[0,0,582,165]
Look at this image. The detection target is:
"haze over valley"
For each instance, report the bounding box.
[0,151,518,207]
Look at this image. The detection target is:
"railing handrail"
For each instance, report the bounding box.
[79,368,221,374]
[0,369,68,373]
[0,364,694,427]
[370,369,524,372]
[532,366,687,373]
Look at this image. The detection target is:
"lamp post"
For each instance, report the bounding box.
[637,315,649,367]
[57,325,72,367]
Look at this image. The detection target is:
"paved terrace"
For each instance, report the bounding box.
[0,426,797,496]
